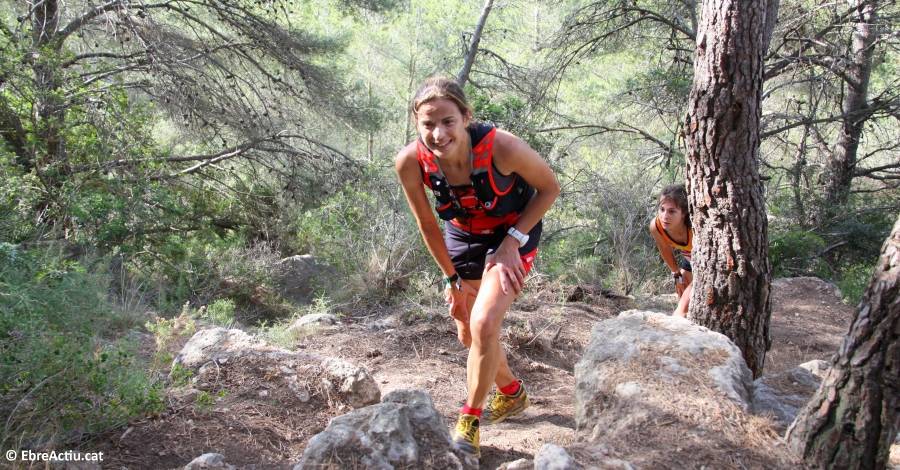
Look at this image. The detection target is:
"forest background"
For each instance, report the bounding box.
[1,0,897,454]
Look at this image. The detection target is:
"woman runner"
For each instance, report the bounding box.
[649,184,694,318]
[394,77,560,458]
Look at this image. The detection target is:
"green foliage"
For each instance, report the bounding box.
[0,246,163,449]
[145,307,197,357]
[203,299,236,327]
[169,364,195,388]
[769,230,827,277]
[195,391,215,411]
[467,87,553,155]
[290,168,430,302]
[836,261,875,306]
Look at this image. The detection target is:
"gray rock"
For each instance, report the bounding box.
[288,313,340,336]
[173,328,265,370]
[598,459,635,470]
[369,313,400,331]
[174,328,379,409]
[295,389,474,469]
[321,357,382,409]
[498,458,533,470]
[535,444,580,470]
[573,310,767,467]
[751,365,823,429]
[797,359,830,379]
[614,382,642,399]
[183,453,234,469]
[576,311,753,437]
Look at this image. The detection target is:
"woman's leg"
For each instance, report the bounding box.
[674,281,692,317]
[456,279,480,347]
[459,278,516,389]
[465,266,518,409]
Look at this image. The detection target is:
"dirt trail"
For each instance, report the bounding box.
[90,278,857,469]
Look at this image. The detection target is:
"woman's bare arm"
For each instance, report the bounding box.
[395,143,456,277]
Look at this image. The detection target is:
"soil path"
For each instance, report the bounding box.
[91,278,857,469]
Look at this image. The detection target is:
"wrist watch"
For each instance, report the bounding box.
[442,273,461,292]
[506,227,529,247]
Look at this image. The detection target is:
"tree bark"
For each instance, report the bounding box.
[786,213,900,469]
[684,0,779,378]
[457,0,494,87]
[819,0,878,220]
[30,0,67,172]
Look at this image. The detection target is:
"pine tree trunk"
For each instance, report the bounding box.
[31,0,67,171]
[819,0,878,220]
[457,0,494,88]
[683,0,779,378]
[786,214,900,470]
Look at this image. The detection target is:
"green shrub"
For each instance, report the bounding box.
[836,261,875,306]
[0,246,164,449]
[770,230,827,277]
[203,298,236,326]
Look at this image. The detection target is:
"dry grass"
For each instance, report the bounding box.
[577,347,795,469]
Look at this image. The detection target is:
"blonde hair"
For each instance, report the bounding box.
[410,76,473,118]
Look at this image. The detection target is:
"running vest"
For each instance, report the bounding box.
[655,216,693,260]
[416,123,535,234]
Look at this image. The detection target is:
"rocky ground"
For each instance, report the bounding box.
[81,276,885,469]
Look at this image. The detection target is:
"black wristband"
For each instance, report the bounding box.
[442,273,460,291]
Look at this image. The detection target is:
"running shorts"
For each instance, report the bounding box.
[444,220,542,280]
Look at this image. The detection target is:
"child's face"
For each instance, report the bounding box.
[658,199,686,229]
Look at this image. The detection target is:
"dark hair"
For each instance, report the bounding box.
[410,76,473,118]
[659,184,690,229]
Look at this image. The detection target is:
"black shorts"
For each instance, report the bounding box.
[678,257,692,272]
[444,221,542,280]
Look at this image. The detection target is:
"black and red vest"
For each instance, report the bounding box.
[416,123,534,234]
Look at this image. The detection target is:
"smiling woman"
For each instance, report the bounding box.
[394,76,560,460]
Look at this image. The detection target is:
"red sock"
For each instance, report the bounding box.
[499,380,521,396]
[461,405,482,417]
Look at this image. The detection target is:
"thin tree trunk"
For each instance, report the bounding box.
[457,0,494,87]
[819,0,878,220]
[684,0,779,378]
[31,0,67,171]
[786,213,900,469]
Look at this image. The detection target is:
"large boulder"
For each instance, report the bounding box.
[174,328,380,409]
[295,389,475,469]
[572,310,794,468]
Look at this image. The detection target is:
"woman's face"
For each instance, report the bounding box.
[415,98,470,158]
[658,199,686,230]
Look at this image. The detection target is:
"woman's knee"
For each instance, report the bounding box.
[469,311,502,345]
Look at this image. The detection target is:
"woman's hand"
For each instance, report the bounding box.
[674,276,685,296]
[674,269,692,295]
[485,237,525,295]
[445,280,478,322]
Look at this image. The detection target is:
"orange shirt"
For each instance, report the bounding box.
[655,216,692,260]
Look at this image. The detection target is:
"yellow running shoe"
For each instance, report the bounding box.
[451,413,480,458]
[482,380,530,425]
